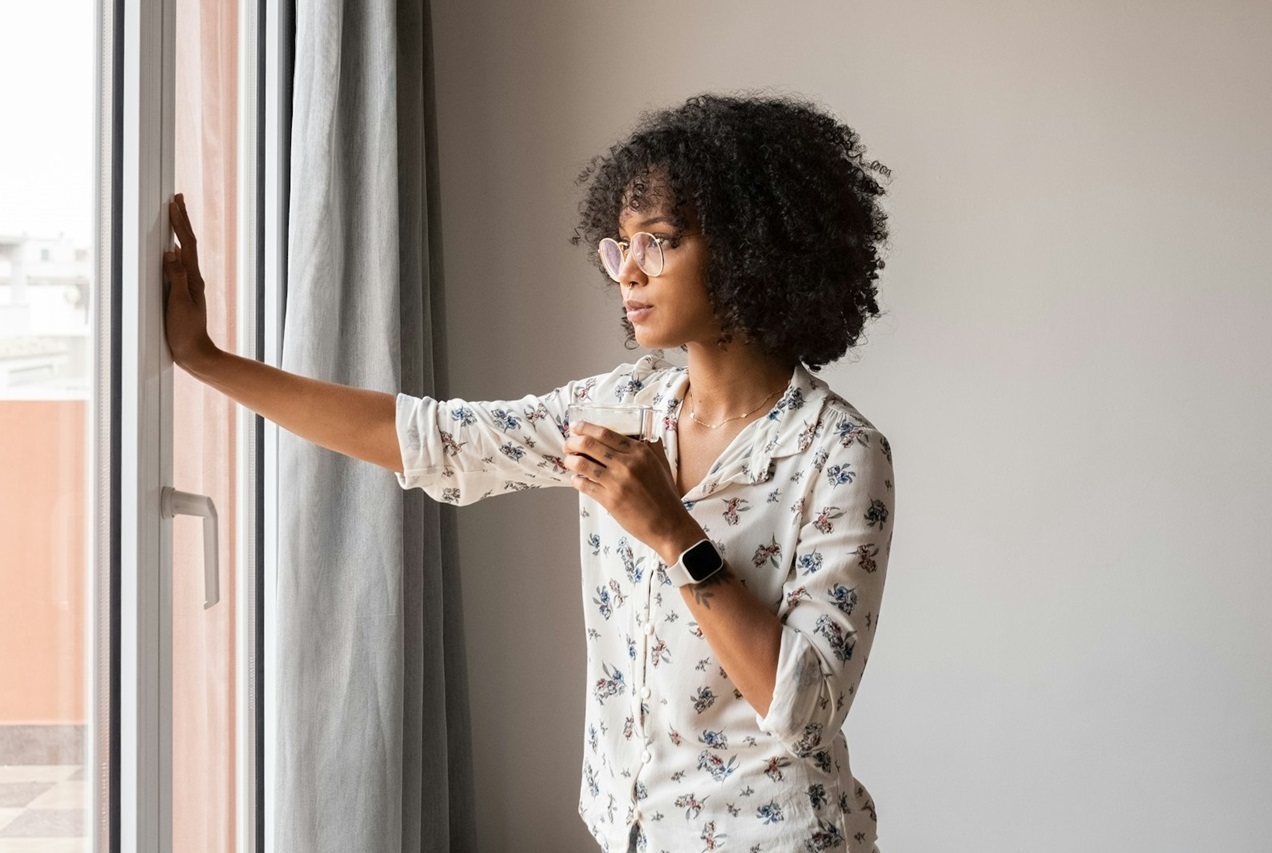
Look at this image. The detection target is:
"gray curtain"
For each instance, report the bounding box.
[276,0,476,848]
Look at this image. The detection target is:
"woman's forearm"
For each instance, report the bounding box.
[185,347,401,473]
[679,566,783,718]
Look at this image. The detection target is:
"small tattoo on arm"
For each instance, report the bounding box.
[691,586,716,608]
[689,566,733,609]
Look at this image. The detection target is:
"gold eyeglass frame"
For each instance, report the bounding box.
[597,232,669,281]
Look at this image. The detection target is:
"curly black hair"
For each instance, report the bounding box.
[572,93,890,372]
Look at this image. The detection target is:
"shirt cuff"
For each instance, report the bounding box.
[394,392,425,490]
[754,625,829,750]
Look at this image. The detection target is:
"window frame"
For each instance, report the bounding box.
[108,0,266,848]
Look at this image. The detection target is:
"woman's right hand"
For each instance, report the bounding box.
[162,193,218,370]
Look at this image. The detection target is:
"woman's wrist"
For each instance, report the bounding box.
[180,338,224,379]
[654,514,709,567]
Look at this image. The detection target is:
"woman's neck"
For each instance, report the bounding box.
[682,341,794,426]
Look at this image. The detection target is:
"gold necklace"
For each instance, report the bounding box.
[686,385,785,430]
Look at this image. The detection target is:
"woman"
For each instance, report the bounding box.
[164,93,894,852]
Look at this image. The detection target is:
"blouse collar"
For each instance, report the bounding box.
[643,356,833,497]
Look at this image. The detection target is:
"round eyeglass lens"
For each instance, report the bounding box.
[598,238,624,281]
[631,232,664,276]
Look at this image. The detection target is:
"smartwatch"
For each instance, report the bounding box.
[666,539,725,587]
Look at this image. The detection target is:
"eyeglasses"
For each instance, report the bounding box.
[597,232,668,281]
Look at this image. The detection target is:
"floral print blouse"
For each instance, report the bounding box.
[395,353,894,853]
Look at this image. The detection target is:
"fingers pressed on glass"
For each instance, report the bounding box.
[588,433,626,457]
[565,435,598,462]
[170,197,194,242]
[582,424,625,450]
[567,447,610,472]
[169,203,187,247]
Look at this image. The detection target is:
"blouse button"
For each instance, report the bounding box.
[643,623,655,635]
[639,686,651,699]
[641,750,652,763]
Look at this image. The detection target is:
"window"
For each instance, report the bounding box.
[0,0,265,848]
[0,2,97,847]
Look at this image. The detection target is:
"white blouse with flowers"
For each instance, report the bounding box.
[394,352,894,853]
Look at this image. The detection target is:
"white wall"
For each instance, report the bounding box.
[428,2,1272,849]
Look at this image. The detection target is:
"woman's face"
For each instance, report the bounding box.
[614,200,721,351]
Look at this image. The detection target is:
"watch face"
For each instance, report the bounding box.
[683,540,724,582]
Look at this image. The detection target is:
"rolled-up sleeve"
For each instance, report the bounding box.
[756,415,895,756]
[394,386,577,505]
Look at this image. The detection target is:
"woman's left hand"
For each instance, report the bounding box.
[563,422,703,562]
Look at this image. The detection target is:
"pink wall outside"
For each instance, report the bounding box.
[0,400,88,726]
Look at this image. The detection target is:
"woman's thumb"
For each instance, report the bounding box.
[163,252,186,283]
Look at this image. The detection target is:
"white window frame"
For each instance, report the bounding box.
[261,0,288,847]
[112,0,263,847]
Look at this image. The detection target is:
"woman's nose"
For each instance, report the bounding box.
[619,249,647,286]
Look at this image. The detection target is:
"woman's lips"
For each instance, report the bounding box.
[620,302,651,325]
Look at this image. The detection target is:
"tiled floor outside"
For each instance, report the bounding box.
[0,765,86,852]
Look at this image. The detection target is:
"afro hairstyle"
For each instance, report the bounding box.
[573,92,891,371]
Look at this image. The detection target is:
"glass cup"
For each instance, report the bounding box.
[567,403,656,440]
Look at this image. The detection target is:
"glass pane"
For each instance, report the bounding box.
[0,1,98,849]
[171,0,242,847]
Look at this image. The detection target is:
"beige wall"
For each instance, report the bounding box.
[428,1,1272,849]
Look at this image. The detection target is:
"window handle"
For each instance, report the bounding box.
[160,486,220,608]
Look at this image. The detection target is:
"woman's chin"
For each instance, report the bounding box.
[633,329,678,350]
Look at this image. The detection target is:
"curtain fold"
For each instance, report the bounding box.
[276,0,475,848]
